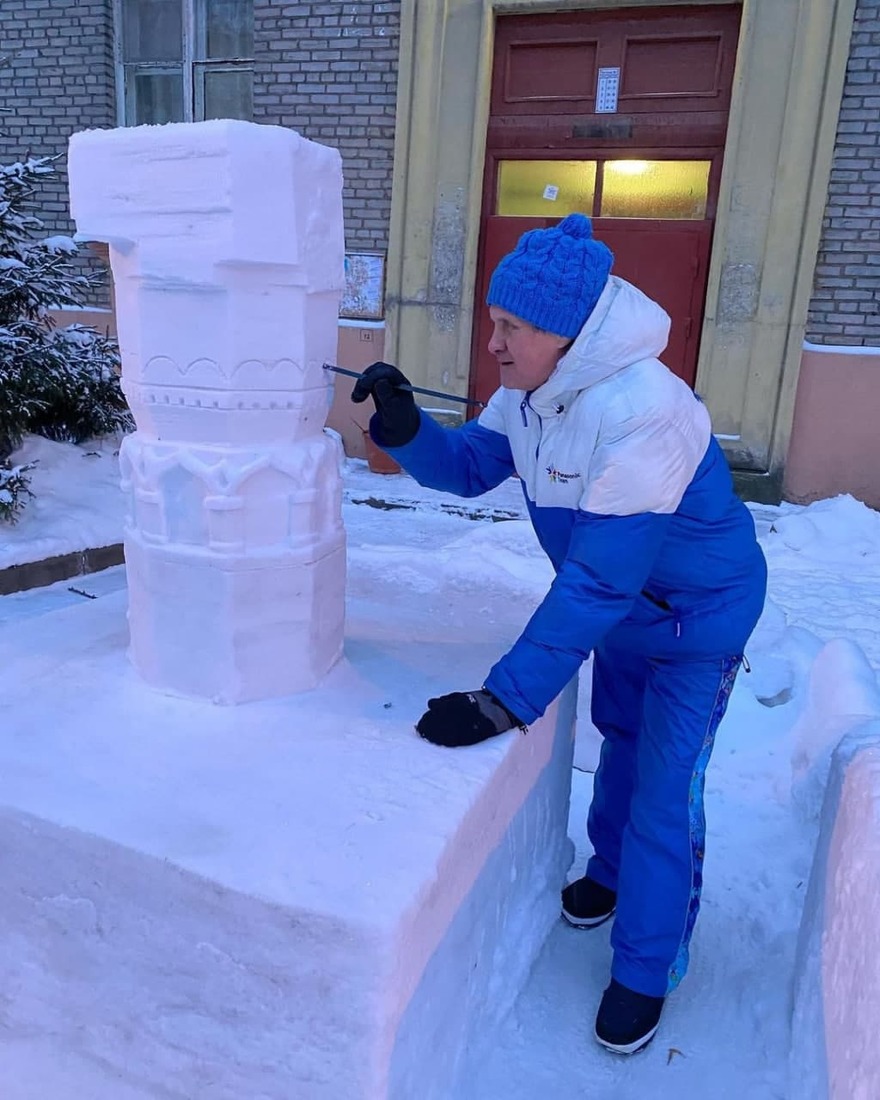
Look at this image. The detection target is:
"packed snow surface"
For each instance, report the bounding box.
[1,441,879,1097]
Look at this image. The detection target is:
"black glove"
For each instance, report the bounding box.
[350,361,420,447]
[416,689,526,748]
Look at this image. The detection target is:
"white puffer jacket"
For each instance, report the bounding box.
[478,275,712,517]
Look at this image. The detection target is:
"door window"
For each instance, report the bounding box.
[601,160,711,220]
[496,160,597,217]
[495,158,711,220]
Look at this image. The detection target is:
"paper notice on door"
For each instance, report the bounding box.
[543,184,560,201]
[596,67,621,114]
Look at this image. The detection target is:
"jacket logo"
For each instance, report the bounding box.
[546,465,580,484]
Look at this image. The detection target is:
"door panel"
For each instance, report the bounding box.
[504,39,600,103]
[491,5,741,120]
[592,219,713,385]
[471,216,712,408]
[620,34,726,100]
[472,216,553,408]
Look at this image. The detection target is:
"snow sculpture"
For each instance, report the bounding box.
[67,121,346,702]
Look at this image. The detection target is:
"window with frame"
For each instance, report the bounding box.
[496,159,713,221]
[118,0,254,126]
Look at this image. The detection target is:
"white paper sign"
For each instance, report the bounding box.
[542,184,559,201]
[596,67,621,114]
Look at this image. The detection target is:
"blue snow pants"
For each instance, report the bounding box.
[585,645,741,998]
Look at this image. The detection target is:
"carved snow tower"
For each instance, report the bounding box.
[68,121,346,703]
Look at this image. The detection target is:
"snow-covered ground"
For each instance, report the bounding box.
[2,439,880,1098]
[0,435,125,569]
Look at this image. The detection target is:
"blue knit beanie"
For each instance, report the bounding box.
[486,213,614,339]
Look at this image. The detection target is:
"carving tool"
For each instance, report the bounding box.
[323,363,486,409]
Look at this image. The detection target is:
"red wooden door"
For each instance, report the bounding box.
[470,4,740,408]
[472,215,713,406]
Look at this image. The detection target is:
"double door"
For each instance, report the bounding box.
[471,5,741,407]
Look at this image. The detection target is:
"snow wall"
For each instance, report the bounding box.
[791,720,880,1100]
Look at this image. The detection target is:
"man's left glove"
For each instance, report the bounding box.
[416,689,526,748]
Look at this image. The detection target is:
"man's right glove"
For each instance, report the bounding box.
[351,361,421,447]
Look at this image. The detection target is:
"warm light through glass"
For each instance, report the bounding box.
[600,160,711,220]
[497,160,597,217]
[606,160,651,176]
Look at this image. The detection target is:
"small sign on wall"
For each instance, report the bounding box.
[596,67,621,114]
[341,252,386,321]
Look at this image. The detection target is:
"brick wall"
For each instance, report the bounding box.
[1,0,400,295]
[253,0,401,254]
[807,0,880,345]
[1,0,116,233]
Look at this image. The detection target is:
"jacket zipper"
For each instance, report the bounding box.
[521,393,544,461]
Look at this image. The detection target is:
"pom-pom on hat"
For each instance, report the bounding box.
[486,213,614,339]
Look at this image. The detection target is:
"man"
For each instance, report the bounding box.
[351,213,767,1055]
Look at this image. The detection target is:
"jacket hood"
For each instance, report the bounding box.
[528,276,671,415]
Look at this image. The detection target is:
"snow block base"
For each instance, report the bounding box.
[0,589,576,1099]
[791,721,880,1100]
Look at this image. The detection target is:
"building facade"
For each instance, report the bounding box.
[2,0,879,505]
[1,0,399,253]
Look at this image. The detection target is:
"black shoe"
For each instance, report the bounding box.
[561,876,616,929]
[594,979,665,1055]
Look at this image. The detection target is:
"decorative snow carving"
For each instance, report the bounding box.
[68,120,347,703]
